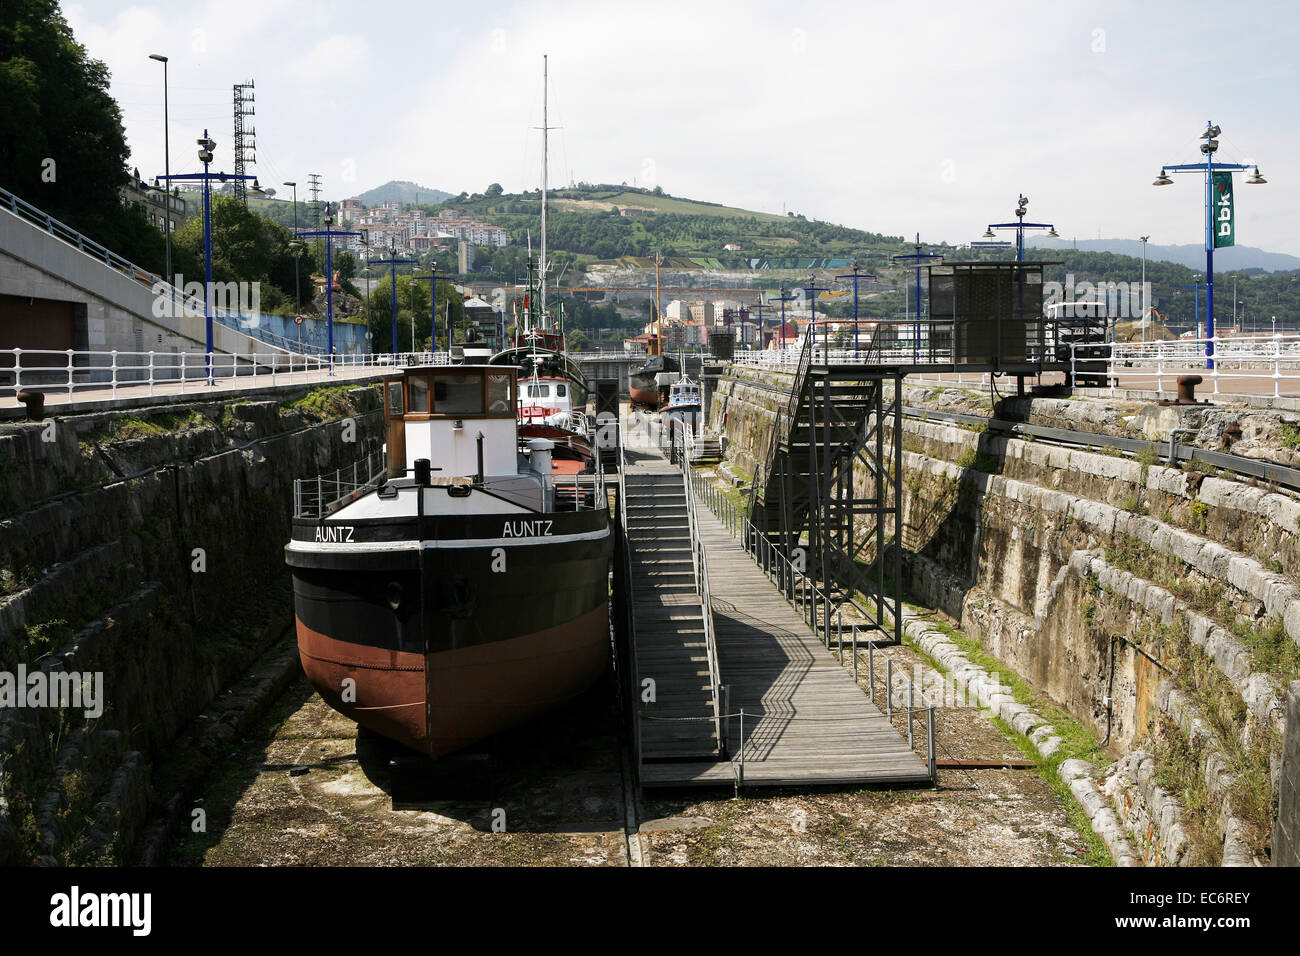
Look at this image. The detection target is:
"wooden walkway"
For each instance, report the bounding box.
[630,448,930,789]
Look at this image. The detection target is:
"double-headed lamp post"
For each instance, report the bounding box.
[892,234,943,362]
[1152,120,1268,367]
[155,130,264,385]
[983,195,1058,262]
[295,202,363,372]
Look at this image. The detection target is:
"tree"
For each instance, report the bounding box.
[173,195,304,314]
[485,183,503,197]
[0,1,142,258]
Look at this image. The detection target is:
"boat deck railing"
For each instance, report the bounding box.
[294,449,387,518]
[551,453,605,512]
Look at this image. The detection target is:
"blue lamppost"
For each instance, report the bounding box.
[372,242,416,356]
[1177,276,1207,339]
[984,195,1057,262]
[775,287,798,349]
[749,301,770,349]
[892,235,942,362]
[413,268,456,352]
[1153,121,1268,368]
[803,276,831,349]
[295,202,363,372]
[835,260,877,353]
[155,129,263,385]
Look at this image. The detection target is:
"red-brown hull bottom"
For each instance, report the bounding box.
[297,602,609,758]
[629,386,662,408]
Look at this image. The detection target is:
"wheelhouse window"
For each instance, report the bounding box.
[526,383,549,398]
[403,369,516,419]
[434,374,484,415]
[408,375,430,413]
[487,373,514,416]
[386,380,405,417]
[556,383,567,398]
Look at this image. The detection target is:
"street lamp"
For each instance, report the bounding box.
[373,240,417,357]
[283,181,302,320]
[892,234,943,362]
[414,268,456,353]
[775,286,798,349]
[835,260,877,353]
[155,130,261,385]
[295,203,363,370]
[1152,120,1268,366]
[1177,274,1207,339]
[984,195,1057,262]
[148,54,171,292]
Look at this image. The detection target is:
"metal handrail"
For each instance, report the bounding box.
[617,420,644,765]
[681,467,941,784]
[1072,334,1300,398]
[1,348,448,400]
[294,449,387,518]
[0,183,345,354]
[676,428,725,756]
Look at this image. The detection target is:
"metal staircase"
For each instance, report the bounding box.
[747,326,904,645]
[622,459,723,762]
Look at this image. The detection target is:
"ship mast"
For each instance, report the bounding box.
[654,252,663,355]
[540,54,549,327]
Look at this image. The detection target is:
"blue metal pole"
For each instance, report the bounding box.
[390,259,398,356]
[853,273,860,350]
[326,220,334,372]
[1206,142,1215,369]
[202,131,213,385]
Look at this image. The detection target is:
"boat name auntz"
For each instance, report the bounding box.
[502,519,553,538]
[315,525,355,543]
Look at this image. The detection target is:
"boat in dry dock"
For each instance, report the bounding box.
[284,360,610,758]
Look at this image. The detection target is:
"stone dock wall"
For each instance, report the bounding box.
[712,370,1300,865]
[0,384,383,864]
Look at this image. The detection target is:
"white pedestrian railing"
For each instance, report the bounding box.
[1,348,451,401]
[1079,334,1300,398]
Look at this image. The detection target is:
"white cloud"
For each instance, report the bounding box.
[57,0,1300,256]
[287,34,370,80]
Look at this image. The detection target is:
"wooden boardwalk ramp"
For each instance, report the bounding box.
[628,449,930,789]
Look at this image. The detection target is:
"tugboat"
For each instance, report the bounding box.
[285,361,611,758]
[489,262,594,476]
[659,372,702,444]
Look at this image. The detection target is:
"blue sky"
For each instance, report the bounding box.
[66,0,1300,255]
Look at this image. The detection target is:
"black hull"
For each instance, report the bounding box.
[285,507,612,756]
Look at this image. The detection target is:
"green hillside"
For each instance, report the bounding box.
[423,183,905,269]
[357,180,453,207]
